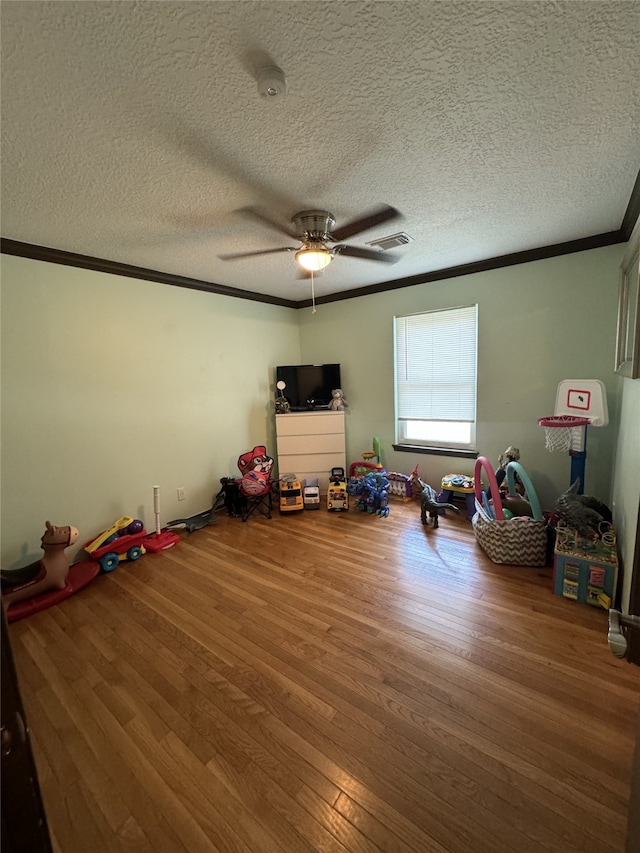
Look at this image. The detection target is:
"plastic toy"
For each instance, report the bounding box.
[275,380,291,414]
[411,476,459,527]
[303,480,320,509]
[555,480,612,539]
[327,467,349,511]
[83,516,148,572]
[361,437,381,465]
[279,475,304,512]
[145,486,181,550]
[348,472,390,516]
[386,472,413,499]
[474,457,543,522]
[538,379,609,493]
[4,561,99,623]
[505,462,543,521]
[439,473,476,520]
[349,460,382,478]
[441,473,475,493]
[1,521,80,605]
[554,519,618,606]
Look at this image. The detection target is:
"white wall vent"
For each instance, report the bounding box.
[366,232,413,251]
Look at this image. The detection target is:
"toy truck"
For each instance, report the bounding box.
[327,467,348,511]
[303,479,321,509]
[279,475,304,512]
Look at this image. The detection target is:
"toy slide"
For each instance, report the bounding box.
[5,560,100,623]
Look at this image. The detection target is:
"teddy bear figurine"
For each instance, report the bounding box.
[328,388,348,411]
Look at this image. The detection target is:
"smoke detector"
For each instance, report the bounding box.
[257,66,287,98]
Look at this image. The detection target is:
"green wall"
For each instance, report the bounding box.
[299,245,624,512]
[2,244,638,613]
[0,255,301,567]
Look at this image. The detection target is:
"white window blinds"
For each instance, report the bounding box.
[395,305,477,423]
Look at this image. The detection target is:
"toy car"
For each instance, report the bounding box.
[279,475,304,512]
[327,468,349,511]
[83,515,148,573]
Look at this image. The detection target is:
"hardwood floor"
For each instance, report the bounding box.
[8,499,640,853]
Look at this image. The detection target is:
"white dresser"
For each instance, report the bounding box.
[275,411,346,493]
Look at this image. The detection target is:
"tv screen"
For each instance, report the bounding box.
[276,364,341,411]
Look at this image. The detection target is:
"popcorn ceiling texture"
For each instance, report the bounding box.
[1,1,639,300]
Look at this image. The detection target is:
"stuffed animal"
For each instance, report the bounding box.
[487,446,523,498]
[498,446,520,469]
[498,446,521,491]
[328,388,348,411]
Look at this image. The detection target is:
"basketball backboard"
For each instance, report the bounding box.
[554,379,608,427]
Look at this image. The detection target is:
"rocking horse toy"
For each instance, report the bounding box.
[1,520,99,622]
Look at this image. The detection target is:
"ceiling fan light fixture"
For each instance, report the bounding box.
[295,243,333,271]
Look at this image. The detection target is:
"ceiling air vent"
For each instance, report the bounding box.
[366,232,413,251]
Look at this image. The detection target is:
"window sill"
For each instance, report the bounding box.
[393,444,479,459]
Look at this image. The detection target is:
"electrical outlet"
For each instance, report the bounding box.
[177,487,186,501]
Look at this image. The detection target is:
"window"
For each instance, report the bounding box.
[394,305,478,451]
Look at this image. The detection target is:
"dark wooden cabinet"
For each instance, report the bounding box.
[1,609,52,853]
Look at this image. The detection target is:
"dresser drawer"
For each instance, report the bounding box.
[277,433,344,455]
[275,412,344,437]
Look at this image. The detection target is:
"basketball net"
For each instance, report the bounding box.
[543,425,574,452]
[538,415,589,453]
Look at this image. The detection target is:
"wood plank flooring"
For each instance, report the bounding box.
[8,499,640,853]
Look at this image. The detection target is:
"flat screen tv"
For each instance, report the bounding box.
[275,364,341,411]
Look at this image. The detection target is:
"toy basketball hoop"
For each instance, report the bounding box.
[538,415,590,453]
[538,380,608,493]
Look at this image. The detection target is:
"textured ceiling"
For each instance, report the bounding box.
[1,1,639,303]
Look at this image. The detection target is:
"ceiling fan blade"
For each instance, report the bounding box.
[336,245,398,263]
[239,206,299,240]
[330,205,401,242]
[218,247,294,260]
[151,121,301,214]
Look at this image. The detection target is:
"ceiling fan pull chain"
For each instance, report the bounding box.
[311,271,316,313]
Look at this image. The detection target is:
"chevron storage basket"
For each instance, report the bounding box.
[472,500,548,566]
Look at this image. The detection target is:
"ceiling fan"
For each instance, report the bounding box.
[219,204,402,274]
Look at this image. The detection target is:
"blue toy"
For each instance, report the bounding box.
[348,472,390,516]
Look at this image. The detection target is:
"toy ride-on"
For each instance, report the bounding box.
[1,520,101,623]
[83,516,148,572]
[327,467,349,511]
[279,474,304,513]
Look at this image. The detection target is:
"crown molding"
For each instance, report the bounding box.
[0,228,629,310]
[0,239,299,309]
[301,229,626,307]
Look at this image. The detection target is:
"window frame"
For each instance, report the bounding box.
[393,305,478,454]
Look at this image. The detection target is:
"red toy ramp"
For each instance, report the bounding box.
[5,560,100,623]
